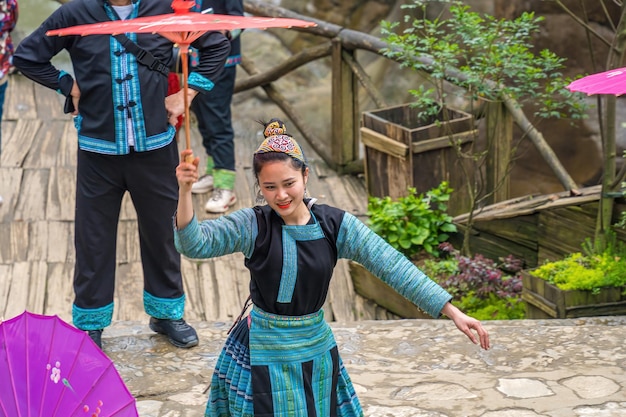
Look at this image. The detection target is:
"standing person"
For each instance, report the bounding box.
[0,0,17,208]
[13,0,231,349]
[188,0,243,213]
[174,118,490,416]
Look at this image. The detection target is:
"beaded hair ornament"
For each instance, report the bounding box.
[254,118,306,163]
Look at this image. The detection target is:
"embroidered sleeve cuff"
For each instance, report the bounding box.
[188,72,215,94]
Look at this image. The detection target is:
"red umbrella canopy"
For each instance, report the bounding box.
[566,66,626,96]
[46,0,316,53]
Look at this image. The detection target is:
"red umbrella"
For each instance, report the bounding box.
[0,311,138,417]
[46,0,316,157]
[566,66,626,96]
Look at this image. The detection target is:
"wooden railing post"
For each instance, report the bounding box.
[485,101,512,205]
[331,37,359,172]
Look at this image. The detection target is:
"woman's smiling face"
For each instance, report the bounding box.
[258,159,310,224]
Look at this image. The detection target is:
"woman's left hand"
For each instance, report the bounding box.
[441,302,490,350]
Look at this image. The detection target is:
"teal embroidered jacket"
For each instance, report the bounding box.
[174,202,452,318]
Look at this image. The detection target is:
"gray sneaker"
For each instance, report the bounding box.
[0,195,3,207]
[205,189,237,213]
[191,174,214,194]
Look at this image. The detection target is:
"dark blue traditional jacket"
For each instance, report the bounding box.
[13,0,230,155]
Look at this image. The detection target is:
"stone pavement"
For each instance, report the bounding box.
[102,316,626,417]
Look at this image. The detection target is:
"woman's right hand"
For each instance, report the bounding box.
[176,149,200,193]
[175,149,200,230]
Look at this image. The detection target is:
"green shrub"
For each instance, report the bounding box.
[367,182,457,258]
[531,248,626,293]
[531,231,626,293]
[421,243,525,320]
[457,293,526,321]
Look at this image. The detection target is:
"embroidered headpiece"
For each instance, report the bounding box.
[254,118,306,163]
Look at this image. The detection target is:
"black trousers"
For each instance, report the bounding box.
[190,64,236,171]
[73,140,182,311]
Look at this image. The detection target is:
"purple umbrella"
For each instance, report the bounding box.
[0,311,138,417]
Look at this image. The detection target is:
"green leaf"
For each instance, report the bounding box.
[366,181,456,257]
[441,223,457,232]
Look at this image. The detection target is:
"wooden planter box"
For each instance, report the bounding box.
[361,104,476,216]
[349,261,430,319]
[521,270,626,319]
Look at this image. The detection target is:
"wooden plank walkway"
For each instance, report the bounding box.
[0,74,397,325]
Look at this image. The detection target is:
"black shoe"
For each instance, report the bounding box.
[87,329,103,349]
[149,317,198,348]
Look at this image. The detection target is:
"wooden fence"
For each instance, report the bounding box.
[451,185,626,268]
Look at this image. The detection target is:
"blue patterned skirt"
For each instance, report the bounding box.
[205,306,363,417]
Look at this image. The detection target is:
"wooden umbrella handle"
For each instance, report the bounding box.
[180,48,194,164]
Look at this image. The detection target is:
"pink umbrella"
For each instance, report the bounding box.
[0,311,138,417]
[46,0,316,157]
[566,66,626,96]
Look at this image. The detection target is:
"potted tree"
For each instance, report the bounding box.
[363,0,587,253]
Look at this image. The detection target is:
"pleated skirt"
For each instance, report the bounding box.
[205,307,363,417]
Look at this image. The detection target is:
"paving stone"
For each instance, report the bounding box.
[561,376,621,399]
[496,378,554,398]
